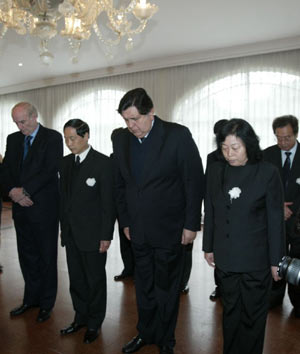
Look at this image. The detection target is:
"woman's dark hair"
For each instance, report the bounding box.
[213,119,228,135]
[63,119,89,137]
[117,88,153,115]
[272,115,298,135]
[217,118,262,163]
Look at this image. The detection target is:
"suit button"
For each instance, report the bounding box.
[226,220,229,224]
[226,205,230,210]
[226,234,229,238]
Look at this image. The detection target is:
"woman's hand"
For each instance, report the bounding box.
[123,227,130,240]
[204,252,215,267]
[271,265,281,281]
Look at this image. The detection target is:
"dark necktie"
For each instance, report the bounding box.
[283,151,291,190]
[23,135,32,160]
[75,155,80,166]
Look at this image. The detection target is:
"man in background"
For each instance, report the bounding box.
[111,128,135,282]
[113,88,204,354]
[2,102,63,322]
[206,119,228,301]
[264,115,300,317]
[60,119,115,343]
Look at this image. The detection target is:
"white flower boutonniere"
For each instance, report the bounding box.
[228,187,241,203]
[296,178,300,185]
[86,178,96,187]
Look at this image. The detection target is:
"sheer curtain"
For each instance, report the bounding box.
[1,49,300,161]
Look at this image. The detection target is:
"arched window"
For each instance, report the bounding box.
[54,88,126,155]
[173,71,300,168]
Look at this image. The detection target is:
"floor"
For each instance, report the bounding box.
[0,202,299,354]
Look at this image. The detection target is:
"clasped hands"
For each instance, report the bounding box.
[9,187,33,207]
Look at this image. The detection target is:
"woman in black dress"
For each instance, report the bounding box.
[203,119,285,354]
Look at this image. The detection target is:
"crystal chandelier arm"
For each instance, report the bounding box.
[100,0,138,15]
[125,19,147,35]
[93,22,120,46]
[0,0,158,63]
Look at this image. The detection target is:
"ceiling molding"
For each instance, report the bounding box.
[1,35,300,96]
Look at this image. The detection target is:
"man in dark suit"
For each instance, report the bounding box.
[113,88,204,354]
[59,119,115,344]
[2,102,63,322]
[206,119,228,301]
[263,114,300,317]
[111,128,135,282]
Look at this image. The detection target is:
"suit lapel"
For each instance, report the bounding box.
[70,148,96,201]
[120,130,133,181]
[15,133,25,172]
[140,118,164,186]
[289,142,300,183]
[273,146,284,181]
[22,124,44,168]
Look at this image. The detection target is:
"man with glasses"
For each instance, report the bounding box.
[2,102,63,322]
[264,115,300,317]
[112,88,204,354]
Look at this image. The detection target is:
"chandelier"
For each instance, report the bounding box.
[0,0,158,64]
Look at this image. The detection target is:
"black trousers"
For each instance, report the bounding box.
[181,242,193,288]
[118,222,135,275]
[216,268,272,354]
[132,242,184,348]
[14,215,58,309]
[65,235,107,329]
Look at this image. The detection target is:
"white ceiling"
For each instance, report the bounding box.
[1,0,300,94]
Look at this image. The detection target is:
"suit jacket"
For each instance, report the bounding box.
[203,161,285,272]
[2,124,63,222]
[263,143,300,222]
[60,148,116,252]
[112,116,205,249]
[206,149,222,168]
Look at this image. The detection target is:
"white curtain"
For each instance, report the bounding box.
[1,49,300,163]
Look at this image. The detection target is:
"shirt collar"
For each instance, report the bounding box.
[138,118,155,144]
[26,123,40,143]
[281,141,298,165]
[75,145,91,164]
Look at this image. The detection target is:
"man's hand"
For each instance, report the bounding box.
[99,240,111,253]
[284,202,293,220]
[271,265,281,281]
[18,196,34,207]
[9,187,25,202]
[204,252,215,267]
[9,187,33,206]
[181,229,197,245]
[123,227,130,240]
